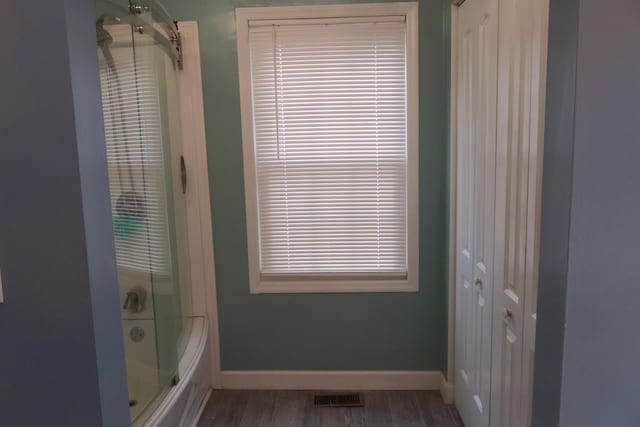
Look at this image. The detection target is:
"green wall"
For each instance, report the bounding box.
[164,0,450,370]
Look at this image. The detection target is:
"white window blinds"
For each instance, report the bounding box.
[248,16,410,276]
[99,38,171,274]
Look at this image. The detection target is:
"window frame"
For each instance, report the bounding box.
[236,2,420,294]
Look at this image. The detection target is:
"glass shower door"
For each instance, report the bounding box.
[130,19,195,395]
[96,2,192,422]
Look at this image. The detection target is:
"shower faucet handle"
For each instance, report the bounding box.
[123,288,146,313]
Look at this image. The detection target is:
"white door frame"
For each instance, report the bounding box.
[177,21,222,387]
[447,3,459,390]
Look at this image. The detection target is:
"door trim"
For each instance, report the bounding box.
[177,21,222,388]
[447,2,459,392]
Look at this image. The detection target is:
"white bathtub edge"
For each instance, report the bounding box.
[142,317,211,427]
[188,388,212,427]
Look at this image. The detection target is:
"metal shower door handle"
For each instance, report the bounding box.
[180,155,187,194]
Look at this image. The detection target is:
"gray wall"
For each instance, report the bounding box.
[533,0,640,425]
[163,0,451,371]
[0,0,130,425]
[530,0,579,423]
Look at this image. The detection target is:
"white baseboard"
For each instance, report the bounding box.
[439,373,454,404]
[219,371,444,391]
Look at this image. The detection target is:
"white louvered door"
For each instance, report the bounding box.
[454,0,499,425]
[490,0,548,425]
[453,0,549,426]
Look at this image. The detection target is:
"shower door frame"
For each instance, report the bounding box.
[173,21,221,388]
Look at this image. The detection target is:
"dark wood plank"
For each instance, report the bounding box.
[416,391,451,427]
[238,390,276,427]
[301,391,364,427]
[206,390,250,427]
[196,390,225,427]
[363,391,393,427]
[419,391,464,427]
[444,404,465,427]
[303,406,365,427]
[197,390,463,427]
[272,390,307,427]
[414,391,465,426]
[387,391,427,427]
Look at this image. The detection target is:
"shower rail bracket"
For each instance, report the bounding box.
[129,0,184,69]
[173,23,184,69]
[128,3,149,14]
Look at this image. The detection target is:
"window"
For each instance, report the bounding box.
[236,3,419,293]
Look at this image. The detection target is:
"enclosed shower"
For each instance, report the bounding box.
[95,0,196,424]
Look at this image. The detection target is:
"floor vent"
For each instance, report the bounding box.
[313,393,364,408]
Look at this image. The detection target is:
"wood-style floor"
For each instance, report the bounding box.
[196,390,464,427]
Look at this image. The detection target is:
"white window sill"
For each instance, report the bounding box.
[250,278,419,294]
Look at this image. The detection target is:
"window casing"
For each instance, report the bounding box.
[236,3,419,293]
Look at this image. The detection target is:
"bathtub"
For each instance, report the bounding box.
[134,317,211,427]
